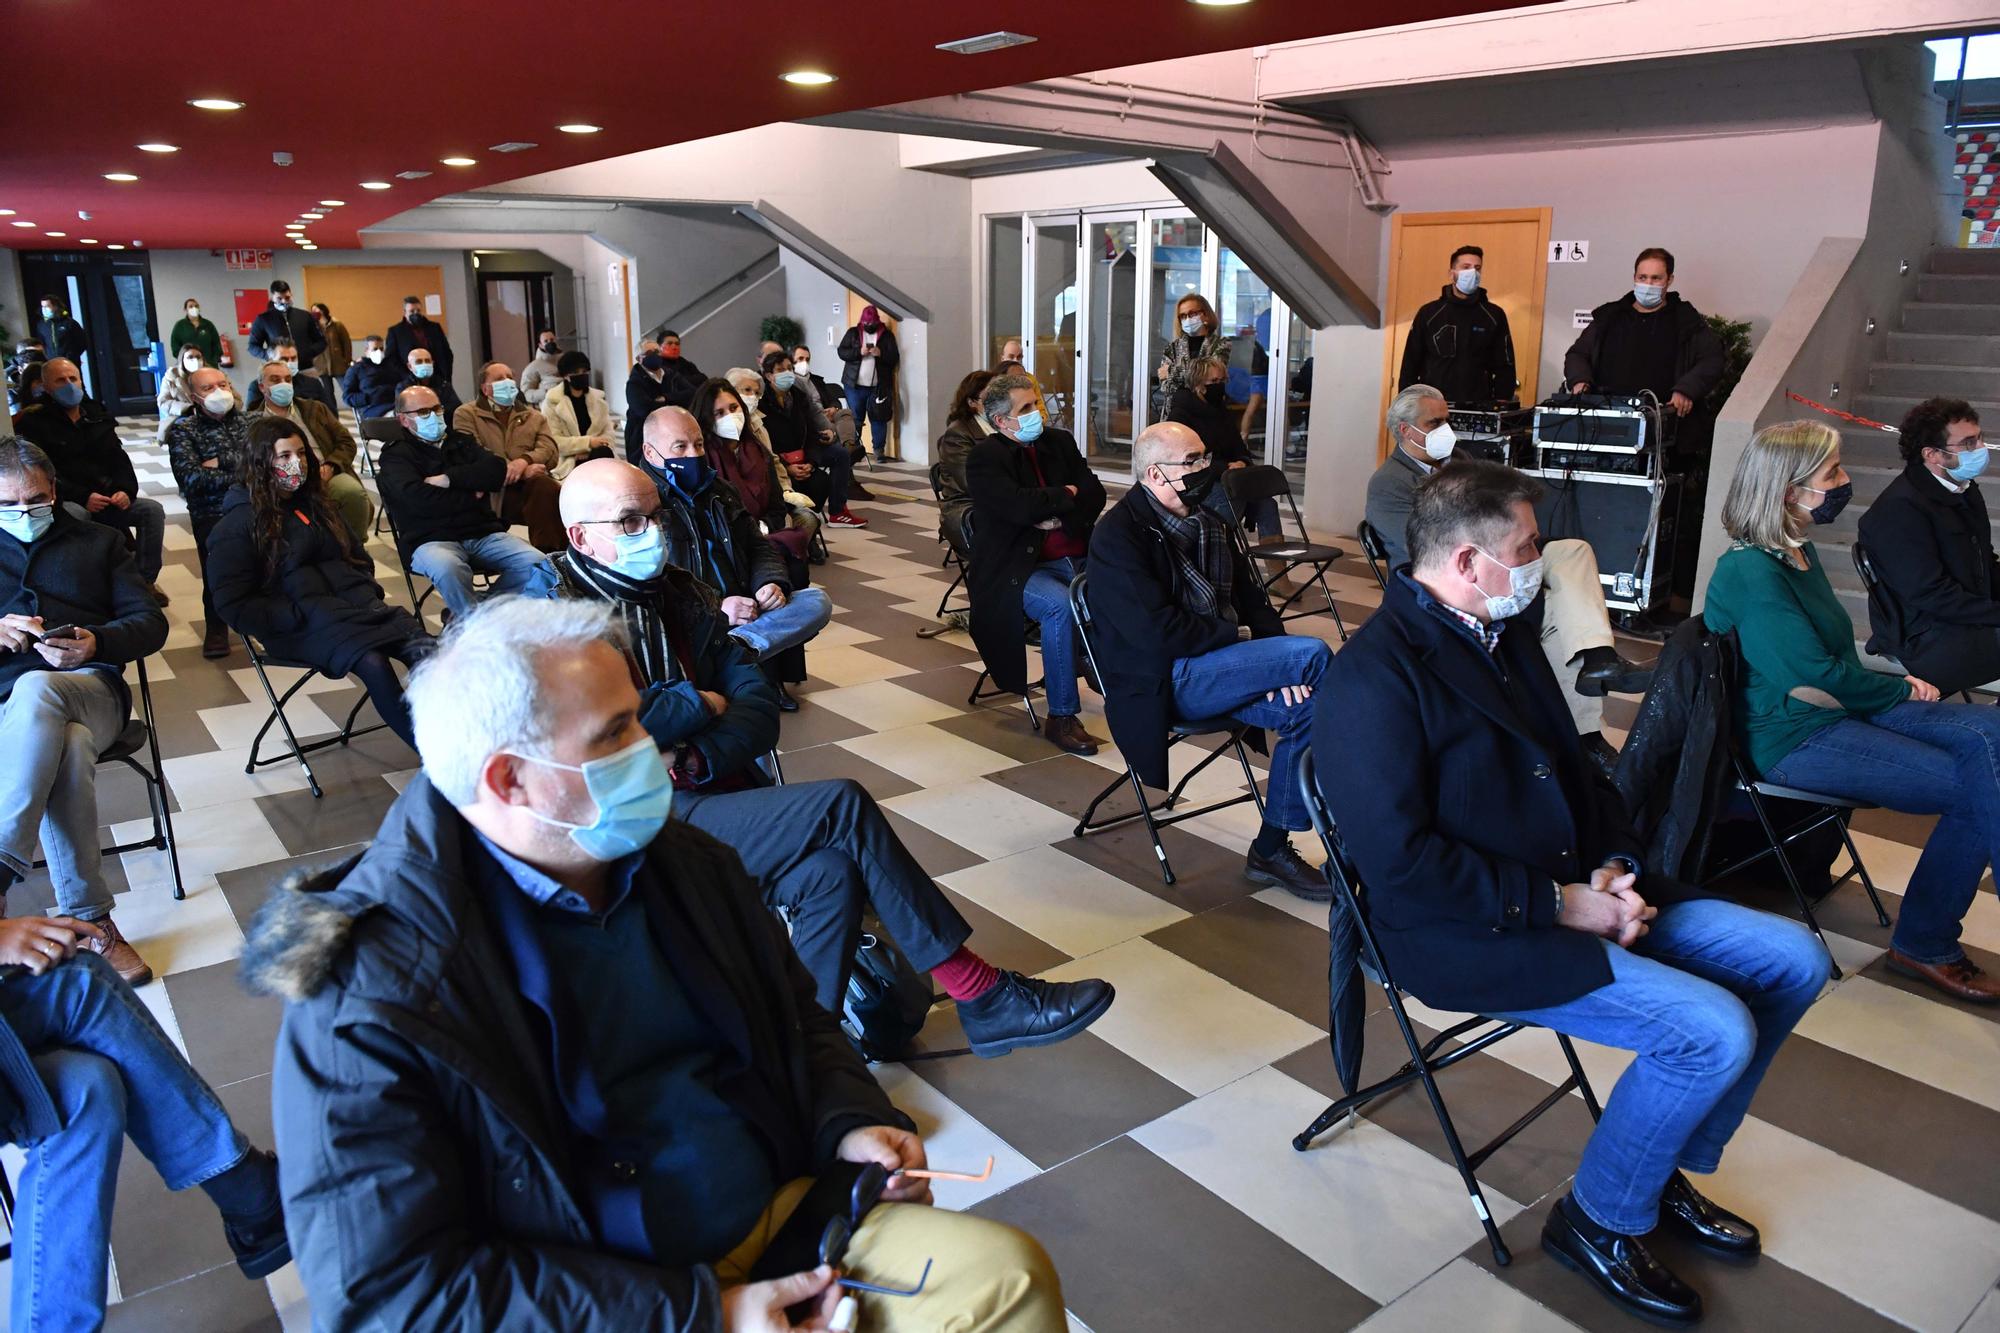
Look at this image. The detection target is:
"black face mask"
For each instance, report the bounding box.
[1172,463,1219,506]
[566,373,591,392]
[1801,481,1853,526]
[1200,384,1227,408]
[406,311,422,324]
[540,341,558,356]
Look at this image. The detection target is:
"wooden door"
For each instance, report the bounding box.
[1378,208,1552,460]
[302,265,447,344]
[844,291,899,459]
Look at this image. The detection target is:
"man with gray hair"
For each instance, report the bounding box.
[0,437,165,984]
[1365,384,1650,773]
[250,596,1069,1331]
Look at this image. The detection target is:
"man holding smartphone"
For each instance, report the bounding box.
[0,438,166,986]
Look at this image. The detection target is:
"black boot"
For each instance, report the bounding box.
[1658,1170,1761,1258]
[1574,645,1654,698]
[1245,840,1331,902]
[1541,1193,1702,1325]
[775,683,800,713]
[956,973,1115,1058]
[205,1149,292,1279]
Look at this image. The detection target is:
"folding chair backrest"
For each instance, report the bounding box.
[1850,541,1880,594]
[1356,520,1389,589]
[1222,462,1292,507]
[359,418,402,447]
[1067,573,1109,686]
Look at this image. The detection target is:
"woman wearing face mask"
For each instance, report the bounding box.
[156,347,205,442]
[169,298,223,370]
[205,417,431,749]
[1164,354,1280,540]
[836,305,900,464]
[246,360,373,542]
[721,368,824,548]
[760,350,864,529]
[1705,419,2000,1002]
[693,378,815,569]
[312,303,351,379]
[542,352,616,478]
[1155,294,1230,404]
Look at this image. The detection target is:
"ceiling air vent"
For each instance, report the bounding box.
[396,170,432,180]
[936,31,1036,55]
[489,141,539,153]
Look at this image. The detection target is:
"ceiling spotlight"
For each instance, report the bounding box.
[103,172,139,182]
[0,209,13,217]
[557,123,601,134]
[301,212,323,219]
[319,199,345,207]
[9,221,35,229]
[780,70,836,85]
[131,241,143,248]
[79,238,97,245]
[441,156,477,167]
[137,142,178,153]
[360,181,392,190]
[1188,0,1253,5]
[45,231,66,238]
[187,97,244,111]
[106,243,125,250]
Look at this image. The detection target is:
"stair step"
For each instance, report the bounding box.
[1927,247,2000,276]
[1917,274,2000,304]
[1882,330,2000,366]
[1902,302,2000,335]
[1870,361,2000,397]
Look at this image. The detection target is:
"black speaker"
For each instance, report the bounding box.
[1532,473,1681,613]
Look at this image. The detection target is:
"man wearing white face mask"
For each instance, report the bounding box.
[1368,385,1652,772]
[1398,243,1517,407]
[340,335,398,419]
[166,367,251,658]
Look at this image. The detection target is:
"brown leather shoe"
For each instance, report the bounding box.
[71,915,153,987]
[1886,949,2000,1004]
[202,623,231,659]
[1044,714,1103,756]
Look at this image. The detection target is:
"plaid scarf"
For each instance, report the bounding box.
[1144,489,1235,623]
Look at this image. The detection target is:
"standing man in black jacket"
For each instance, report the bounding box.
[245,281,326,367]
[1398,244,1517,406]
[375,387,555,620]
[1858,397,2000,694]
[966,373,1107,755]
[33,296,87,367]
[384,295,455,389]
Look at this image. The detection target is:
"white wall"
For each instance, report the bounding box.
[780,248,850,370]
[0,250,25,348]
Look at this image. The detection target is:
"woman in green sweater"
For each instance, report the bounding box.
[1705,418,2000,1002]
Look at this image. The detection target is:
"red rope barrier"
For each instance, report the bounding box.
[1784,391,1898,433]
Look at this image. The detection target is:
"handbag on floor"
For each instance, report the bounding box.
[841,928,935,1063]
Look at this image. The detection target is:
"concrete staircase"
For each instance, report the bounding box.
[1810,247,2000,647]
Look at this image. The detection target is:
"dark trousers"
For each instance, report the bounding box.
[808,442,852,513]
[348,641,427,748]
[191,513,222,628]
[675,778,971,1011]
[1902,625,2000,698]
[498,475,566,552]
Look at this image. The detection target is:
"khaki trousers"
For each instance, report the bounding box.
[1539,538,1618,736]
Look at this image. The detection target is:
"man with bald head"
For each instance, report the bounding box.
[166,366,250,656]
[454,359,564,551]
[14,359,168,605]
[550,458,1115,1053]
[375,385,555,620]
[1087,421,1333,900]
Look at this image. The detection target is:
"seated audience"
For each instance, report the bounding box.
[396,346,462,423]
[166,366,251,659]
[935,368,999,559]
[1165,352,1279,539]
[553,466,1112,1040]
[1707,418,2000,1002]
[542,351,617,478]
[1857,397,2000,695]
[655,329,705,405]
[9,355,47,419]
[699,376,817,566]
[454,360,565,552]
[623,338,675,462]
[0,933,288,1331]
[967,373,1106,755]
[1318,457,1826,1323]
[16,358,169,604]
[157,343,202,441]
[760,349,864,529]
[376,387,558,620]
[249,597,1070,1330]
[246,338,337,414]
[1367,383,1650,771]
[245,359,372,543]
[0,437,165,984]
[207,417,431,748]
[637,409,830,711]
[340,335,398,419]
[1090,422,1330,899]
[518,331,559,404]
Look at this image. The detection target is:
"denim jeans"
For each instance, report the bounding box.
[728,587,832,662]
[1,953,250,1333]
[0,670,122,920]
[1492,899,1825,1236]
[412,531,558,620]
[1169,633,1331,831]
[1019,556,1085,716]
[1761,700,2000,964]
[845,387,888,456]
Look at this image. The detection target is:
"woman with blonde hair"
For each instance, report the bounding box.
[1705,418,2000,1002]
[1156,292,1230,400]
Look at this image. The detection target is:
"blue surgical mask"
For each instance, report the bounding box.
[660,454,713,494]
[517,736,674,861]
[1180,315,1204,336]
[1014,409,1045,443]
[52,383,83,408]
[1632,283,1665,309]
[608,523,668,580]
[1947,445,1990,482]
[0,504,55,544]
[412,362,434,380]
[1454,268,1481,295]
[490,379,519,406]
[773,370,796,391]
[266,382,295,408]
[1473,547,1544,621]
[409,411,446,443]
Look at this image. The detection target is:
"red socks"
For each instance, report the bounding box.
[930,946,1002,1002]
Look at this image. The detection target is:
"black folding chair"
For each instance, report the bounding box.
[357,415,401,487]
[1067,574,1265,884]
[1221,463,1348,639]
[1356,519,1390,592]
[1852,541,1981,703]
[31,657,186,901]
[240,634,388,800]
[1291,750,1603,1266]
[928,462,971,620]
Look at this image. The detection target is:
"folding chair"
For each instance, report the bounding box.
[357,416,402,487]
[968,668,1043,734]
[31,657,186,901]
[928,462,971,620]
[1291,750,1603,1266]
[1067,574,1265,884]
[1221,464,1348,639]
[1853,542,1982,703]
[240,634,388,800]
[1356,519,1391,592]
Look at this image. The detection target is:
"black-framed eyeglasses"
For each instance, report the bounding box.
[0,502,55,520]
[575,510,667,537]
[1158,456,1210,470]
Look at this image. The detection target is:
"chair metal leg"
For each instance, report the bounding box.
[1745,790,1840,978]
[1833,812,1893,928]
[1127,761,1177,884]
[1230,736,1269,819]
[247,665,324,799]
[1388,995,1512,1265]
[1556,1034,1603,1123]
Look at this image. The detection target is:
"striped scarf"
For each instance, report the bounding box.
[1144,490,1234,623]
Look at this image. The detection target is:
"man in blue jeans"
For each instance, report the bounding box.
[1086,422,1332,900]
[376,386,557,619]
[0,919,288,1331]
[1315,459,1825,1326]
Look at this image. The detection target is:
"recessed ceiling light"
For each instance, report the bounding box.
[1188,0,1253,5]
[440,156,477,167]
[360,181,392,190]
[301,212,323,219]
[9,221,34,229]
[187,98,244,111]
[131,241,143,248]
[45,231,66,238]
[557,123,601,134]
[937,31,1037,54]
[103,172,139,182]
[79,238,97,244]
[137,142,178,153]
[319,199,345,207]
[106,243,125,250]
[0,209,13,217]
[780,70,836,85]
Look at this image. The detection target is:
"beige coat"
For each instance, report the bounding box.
[454,399,559,470]
[538,386,614,479]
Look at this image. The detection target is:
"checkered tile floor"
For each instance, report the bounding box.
[12,417,2000,1332]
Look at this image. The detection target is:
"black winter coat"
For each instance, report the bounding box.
[1563,292,1724,403]
[204,486,428,676]
[1611,616,1733,883]
[965,427,1105,694]
[384,315,454,385]
[1085,487,1278,789]
[340,357,399,418]
[0,505,167,707]
[1398,285,1517,405]
[1164,386,1250,466]
[641,462,790,601]
[247,304,327,367]
[1856,460,2000,657]
[376,429,508,561]
[242,777,908,1333]
[35,313,87,365]
[13,399,138,504]
[836,325,898,394]
[623,366,676,461]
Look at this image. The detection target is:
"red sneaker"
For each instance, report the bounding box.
[827,511,870,528]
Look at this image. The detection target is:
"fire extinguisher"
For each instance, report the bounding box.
[219,335,235,368]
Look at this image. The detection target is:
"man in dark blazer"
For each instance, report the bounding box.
[965,373,1107,755]
[1088,422,1329,899]
[245,281,327,368]
[384,295,455,388]
[1314,459,1825,1326]
[1857,397,2000,694]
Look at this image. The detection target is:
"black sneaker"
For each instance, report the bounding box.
[1245,841,1332,902]
[956,972,1115,1058]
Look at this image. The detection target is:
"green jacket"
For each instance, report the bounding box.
[1703,541,1909,774]
[169,316,223,369]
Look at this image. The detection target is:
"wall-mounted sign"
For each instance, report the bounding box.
[1573,309,1594,329]
[1548,240,1590,263]
[222,248,272,271]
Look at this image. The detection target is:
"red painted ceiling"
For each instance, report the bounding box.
[1,0,1517,254]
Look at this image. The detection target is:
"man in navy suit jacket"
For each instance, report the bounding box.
[1313,459,1824,1327]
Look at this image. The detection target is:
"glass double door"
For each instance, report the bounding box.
[17,250,162,417]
